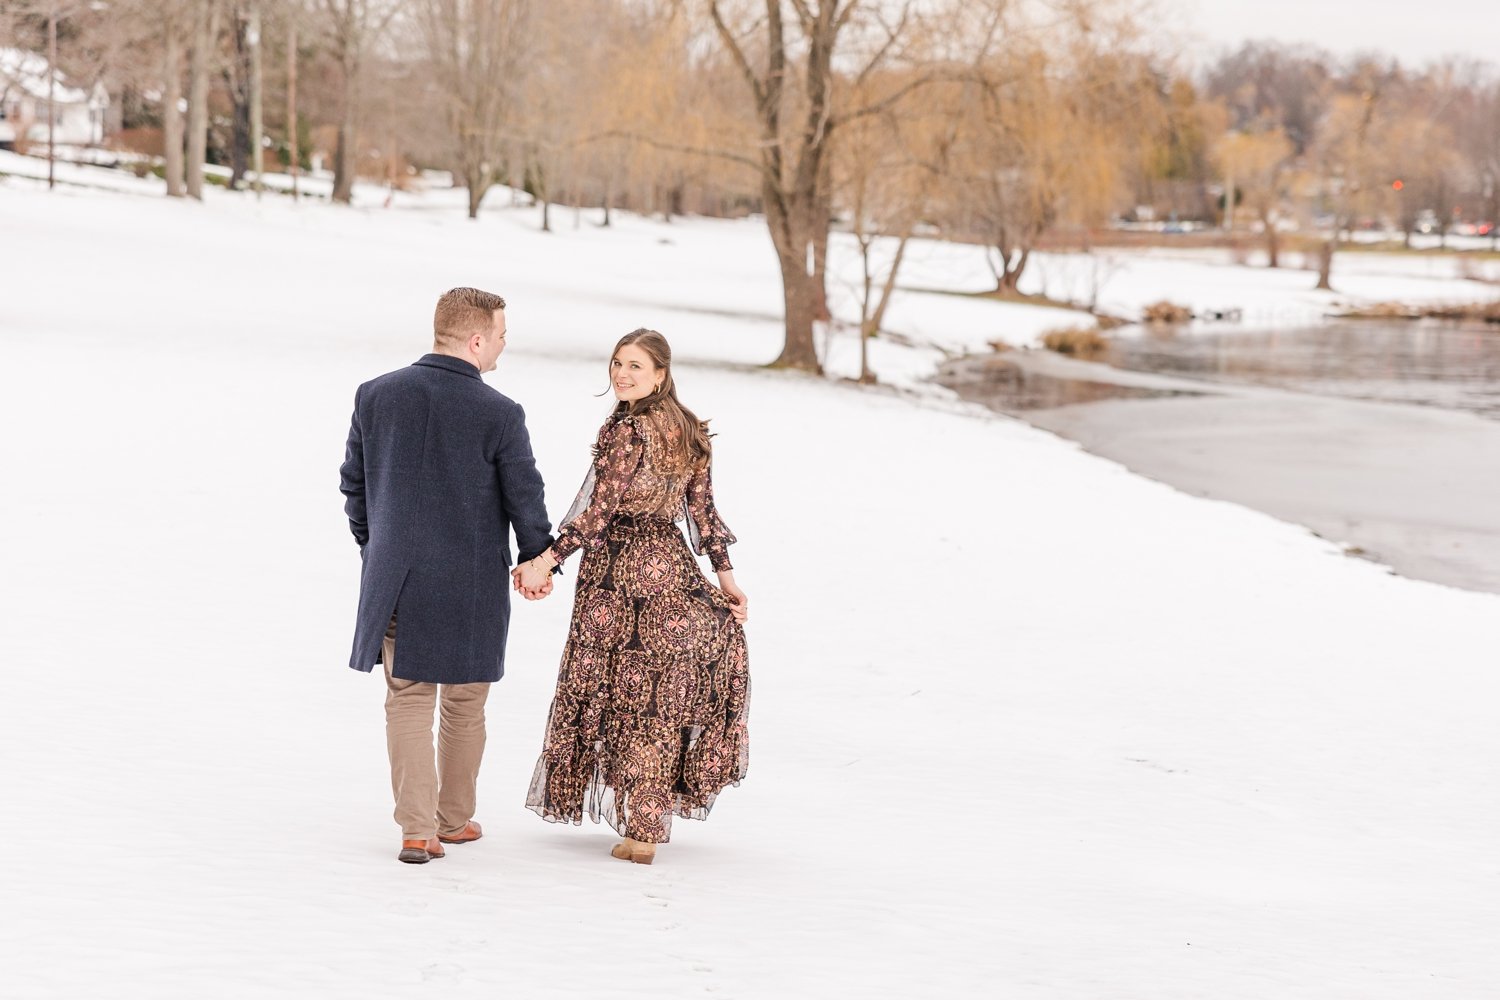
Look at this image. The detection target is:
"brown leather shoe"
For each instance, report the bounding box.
[397,837,445,864]
[438,820,483,845]
[610,837,657,865]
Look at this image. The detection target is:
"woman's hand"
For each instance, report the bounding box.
[514,557,553,600]
[717,570,749,624]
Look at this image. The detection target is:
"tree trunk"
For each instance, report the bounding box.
[857,231,912,384]
[1316,237,1335,291]
[1489,179,1499,250]
[535,161,551,232]
[228,28,250,188]
[1490,179,1499,250]
[811,154,833,322]
[46,10,56,190]
[332,115,355,204]
[248,2,263,196]
[1266,226,1280,268]
[774,253,821,371]
[991,244,1030,294]
[163,20,186,197]
[185,0,219,200]
[602,175,613,227]
[811,223,832,321]
[286,19,298,199]
[769,204,820,371]
[332,48,357,204]
[857,243,875,384]
[858,312,877,383]
[466,172,487,219]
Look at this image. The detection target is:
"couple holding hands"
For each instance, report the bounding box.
[339,287,750,866]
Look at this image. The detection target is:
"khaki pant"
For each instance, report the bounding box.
[383,617,490,841]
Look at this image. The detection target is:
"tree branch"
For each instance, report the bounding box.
[590,127,774,183]
[709,0,765,109]
[852,3,910,89]
[834,70,956,128]
[787,0,816,35]
[833,0,863,35]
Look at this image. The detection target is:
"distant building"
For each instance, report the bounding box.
[0,48,109,150]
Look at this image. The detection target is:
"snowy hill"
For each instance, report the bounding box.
[1,163,1496,998]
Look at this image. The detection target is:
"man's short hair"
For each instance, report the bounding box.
[434,287,506,347]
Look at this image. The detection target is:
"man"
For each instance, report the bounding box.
[339,287,554,865]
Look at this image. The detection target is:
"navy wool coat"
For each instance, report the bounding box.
[339,354,554,684]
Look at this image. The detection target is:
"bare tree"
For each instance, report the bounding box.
[316,0,398,203]
[954,46,1057,294]
[1203,41,1333,156]
[839,73,967,382]
[224,1,265,191]
[417,0,528,219]
[285,2,300,197]
[14,0,97,189]
[1478,82,1500,250]
[1385,110,1462,248]
[593,0,724,225]
[1214,126,1294,265]
[1308,62,1393,291]
[707,0,938,373]
[184,0,221,199]
[947,4,1149,294]
[162,6,187,196]
[46,0,58,188]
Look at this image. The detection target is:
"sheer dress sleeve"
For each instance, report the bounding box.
[548,417,645,566]
[683,461,736,572]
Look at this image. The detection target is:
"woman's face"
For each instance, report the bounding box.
[611,343,660,402]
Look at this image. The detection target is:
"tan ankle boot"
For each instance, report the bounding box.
[610,837,657,865]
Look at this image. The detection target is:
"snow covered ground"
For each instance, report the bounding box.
[2,162,1498,998]
[7,149,1498,386]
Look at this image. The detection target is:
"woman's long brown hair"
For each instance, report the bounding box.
[606,329,713,470]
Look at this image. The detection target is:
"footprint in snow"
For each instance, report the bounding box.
[419,962,466,982]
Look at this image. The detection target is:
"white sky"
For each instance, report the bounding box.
[1179,0,1495,67]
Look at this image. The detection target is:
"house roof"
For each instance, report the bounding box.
[0,47,102,106]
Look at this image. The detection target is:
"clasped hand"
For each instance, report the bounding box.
[512,557,553,601]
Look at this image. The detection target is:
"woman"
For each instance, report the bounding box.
[515,329,750,865]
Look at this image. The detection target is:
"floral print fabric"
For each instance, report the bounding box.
[526,409,749,843]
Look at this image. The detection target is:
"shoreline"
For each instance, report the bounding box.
[939,349,1500,596]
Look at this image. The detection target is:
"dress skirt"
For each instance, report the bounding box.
[525,512,750,843]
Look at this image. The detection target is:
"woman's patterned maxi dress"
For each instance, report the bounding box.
[525,408,750,844]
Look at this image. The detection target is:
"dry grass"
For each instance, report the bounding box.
[1336,301,1500,323]
[1337,302,1421,319]
[1142,300,1194,325]
[1041,326,1109,358]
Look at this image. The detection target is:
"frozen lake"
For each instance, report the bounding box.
[939,320,1500,594]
